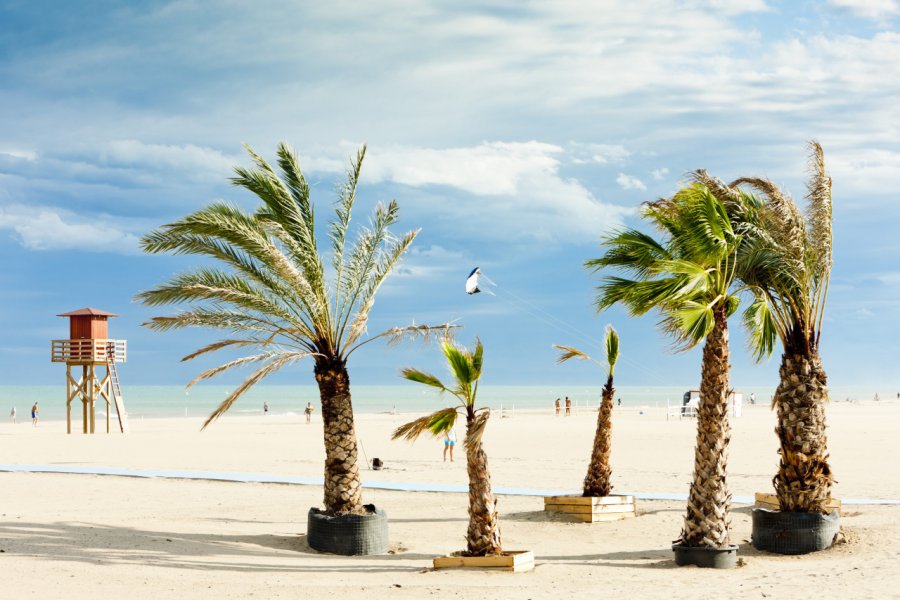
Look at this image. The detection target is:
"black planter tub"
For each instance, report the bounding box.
[751,508,840,555]
[672,543,739,569]
[307,504,389,555]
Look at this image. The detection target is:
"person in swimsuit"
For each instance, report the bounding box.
[565,396,571,416]
[554,397,560,416]
[31,402,39,426]
[443,428,457,462]
[304,402,314,424]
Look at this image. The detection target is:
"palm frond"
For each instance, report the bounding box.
[392,407,459,442]
[348,322,459,356]
[605,325,619,374]
[553,344,591,364]
[181,338,277,362]
[400,368,447,391]
[201,351,313,430]
[330,145,366,304]
[742,295,778,362]
[343,228,419,348]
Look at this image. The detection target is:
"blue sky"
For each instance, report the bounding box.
[1,0,899,390]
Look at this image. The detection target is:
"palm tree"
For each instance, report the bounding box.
[730,142,834,513]
[553,325,620,496]
[586,183,749,550]
[137,143,451,516]
[392,339,502,556]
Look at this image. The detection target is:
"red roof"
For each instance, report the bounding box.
[57,307,119,318]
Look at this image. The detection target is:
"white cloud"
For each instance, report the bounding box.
[700,0,771,14]
[362,141,562,196]
[569,143,631,166]
[0,149,37,161]
[651,168,670,180]
[0,205,140,253]
[343,141,629,242]
[828,0,899,19]
[616,173,647,191]
[98,140,238,179]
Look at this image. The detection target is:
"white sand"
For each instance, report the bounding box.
[1,400,897,599]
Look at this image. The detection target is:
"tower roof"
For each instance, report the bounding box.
[57,307,119,318]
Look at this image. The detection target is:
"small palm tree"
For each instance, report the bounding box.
[587,183,751,550]
[138,143,451,516]
[392,339,502,556]
[731,142,835,513]
[553,325,620,496]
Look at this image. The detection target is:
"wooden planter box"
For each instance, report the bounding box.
[433,550,534,572]
[543,494,636,523]
[754,492,842,515]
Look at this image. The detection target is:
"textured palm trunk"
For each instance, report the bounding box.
[678,307,732,548]
[465,418,502,556]
[773,351,833,512]
[315,358,364,515]
[583,374,615,496]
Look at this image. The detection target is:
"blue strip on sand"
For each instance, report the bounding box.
[2,464,899,506]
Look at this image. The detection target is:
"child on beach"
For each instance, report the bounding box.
[443,427,457,462]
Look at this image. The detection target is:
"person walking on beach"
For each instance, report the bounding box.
[31,402,38,426]
[554,397,560,416]
[443,427,457,462]
[263,402,269,416]
[304,401,314,424]
[10,406,16,423]
[565,396,571,416]
[749,392,756,405]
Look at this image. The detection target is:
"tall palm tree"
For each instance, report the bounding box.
[586,183,749,549]
[730,142,835,513]
[138,143,451,516]
[392,339,502,556]
[553,325,620,497]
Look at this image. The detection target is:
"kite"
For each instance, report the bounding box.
[465,267,481,295]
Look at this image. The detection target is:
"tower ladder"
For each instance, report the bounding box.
[106,344,129,433]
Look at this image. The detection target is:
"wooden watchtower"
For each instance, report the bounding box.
[51,308,128,434]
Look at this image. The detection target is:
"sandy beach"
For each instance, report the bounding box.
[1,400,898,599]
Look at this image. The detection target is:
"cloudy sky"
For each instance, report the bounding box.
[1,0,899,389]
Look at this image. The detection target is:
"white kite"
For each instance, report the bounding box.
[465,267,481,294]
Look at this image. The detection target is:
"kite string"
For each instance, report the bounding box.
[483,276,670,385]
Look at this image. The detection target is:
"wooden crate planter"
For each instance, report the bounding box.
[754,492,842,515]
[543,494,636,523]
[433,550,534,572]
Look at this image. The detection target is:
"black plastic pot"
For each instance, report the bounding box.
[307,504,389,555]
[751,508,840,555]
[672,543,738,569]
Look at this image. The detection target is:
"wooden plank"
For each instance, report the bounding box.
[754,492,841,513]
[545,503,635,515]
[543,495,634,507]
[565,511,633,523]
[433,550,534,571]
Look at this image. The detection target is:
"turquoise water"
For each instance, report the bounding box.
[2,384,892,421]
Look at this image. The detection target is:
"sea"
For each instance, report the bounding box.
[2,384,894,421]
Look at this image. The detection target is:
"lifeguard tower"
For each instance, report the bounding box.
[51,308,128,434]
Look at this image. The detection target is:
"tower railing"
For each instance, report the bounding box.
[51,339,127,364]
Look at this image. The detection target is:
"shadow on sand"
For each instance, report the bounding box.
[0,521,434,573]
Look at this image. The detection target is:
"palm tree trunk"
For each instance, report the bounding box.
[465,420,502,556]
[583,374,614,496]
[679,306,732,548]
[315,358,364,515]
[773,350,833,512]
